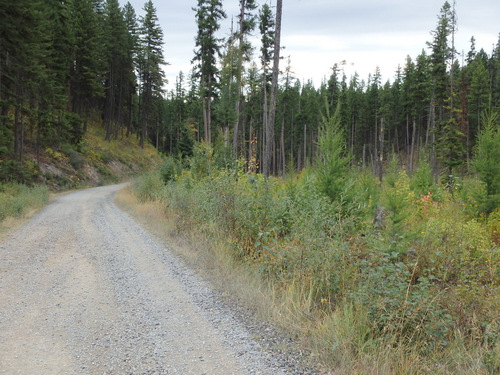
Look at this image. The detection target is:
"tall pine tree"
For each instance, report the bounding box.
[137,0,166,148]
[192,0,226,146]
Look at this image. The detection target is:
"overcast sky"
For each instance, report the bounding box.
[119,0,499,90]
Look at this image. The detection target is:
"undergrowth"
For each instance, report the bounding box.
[132,148,500,374]
[0,183,49,222]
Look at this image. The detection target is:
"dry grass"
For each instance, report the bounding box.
[114,185,272,316]
[114,184,499,375]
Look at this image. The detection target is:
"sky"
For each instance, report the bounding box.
[119,0,500,91]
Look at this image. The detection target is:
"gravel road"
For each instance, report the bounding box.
[0,184,319,374]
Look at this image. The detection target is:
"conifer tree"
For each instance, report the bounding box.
[102,0,128,140]
[474,109,500,214]
[192,0,226,146]
[316,101,350,202]
[232,0,257,157]
[0,0,43,160]
[259,3,275,170]
[427,1,453,177]
[123,2,139,137]
[137,0,166,148]
[69,0,104,117]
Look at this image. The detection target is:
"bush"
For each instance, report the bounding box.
[130,141,500,373]
[134,171,165,202]
[160,156,183,183]
[0,160,37,185]
[60,144,84,170]
[410,154,434,195]
[353,250,452,349]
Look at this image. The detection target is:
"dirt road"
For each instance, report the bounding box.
[0,185,302,374]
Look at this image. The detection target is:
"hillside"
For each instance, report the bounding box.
[0,122,161,230]
[25,124,161,191]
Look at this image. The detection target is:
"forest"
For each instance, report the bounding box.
[1,0,500,373]
[1,0,498,183]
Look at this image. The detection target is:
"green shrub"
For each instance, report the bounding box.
[353,250,452,349]
[131,141,500,372]
[134,171,165,202]
[410,154,434,195]
[160,156,183,183]
[0,160,37,185]
[60,144,85,170]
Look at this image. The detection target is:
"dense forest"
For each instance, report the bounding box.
[0,0,165,182]
[1,0,499,184]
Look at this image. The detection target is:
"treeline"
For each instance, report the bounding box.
[161,1,500,183]
[2,0,499,184]
[0,0,165,182]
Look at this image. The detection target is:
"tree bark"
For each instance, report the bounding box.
[232,0,247,157]
[263,0,282,177]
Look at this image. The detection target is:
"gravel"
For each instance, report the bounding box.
[0,184,323,374]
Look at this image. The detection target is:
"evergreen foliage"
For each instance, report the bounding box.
[315,102,350,202]
[137,0,166,149]
[192,0,226,145]
[1,0,499,185]
[474,109,500,214]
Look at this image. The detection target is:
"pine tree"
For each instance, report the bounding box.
[0,0,43,161]
[427,1,453,178]
[192,0,226,146]
[123,2,139,137]
[137,0,166,148]
[315,101,350,202]
[474,109,500,214]
[69,0,104,117]
[217,36,238,144]
[258,2,275,171]
[232,0,257,157]
[102,0,125,140]
[490,34,500,109]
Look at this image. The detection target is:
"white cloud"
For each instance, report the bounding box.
[120,0,500,90]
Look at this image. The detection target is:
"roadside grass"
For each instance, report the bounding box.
[0,183,49,239]
[123,155,500,374]
[114,183,270,308]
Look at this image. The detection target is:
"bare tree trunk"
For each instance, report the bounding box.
[406,114,410,166]
[303,124,307,169]
[280,115,285,176]
[373,114,378,176]
[410,118,416,174]
[263,0,282,177]
[207,96,212,146]
[20,111,25,163]
[427,79,437,180]
[232,1,247,157]
[378,117,384,182]
[203,96,209,144]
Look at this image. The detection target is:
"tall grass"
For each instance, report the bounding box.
[0,183,49,222]
[130,153,499,374]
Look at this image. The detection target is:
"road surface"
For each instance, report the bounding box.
[0,185,311,374]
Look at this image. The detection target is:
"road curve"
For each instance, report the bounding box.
[0,184,293,374]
